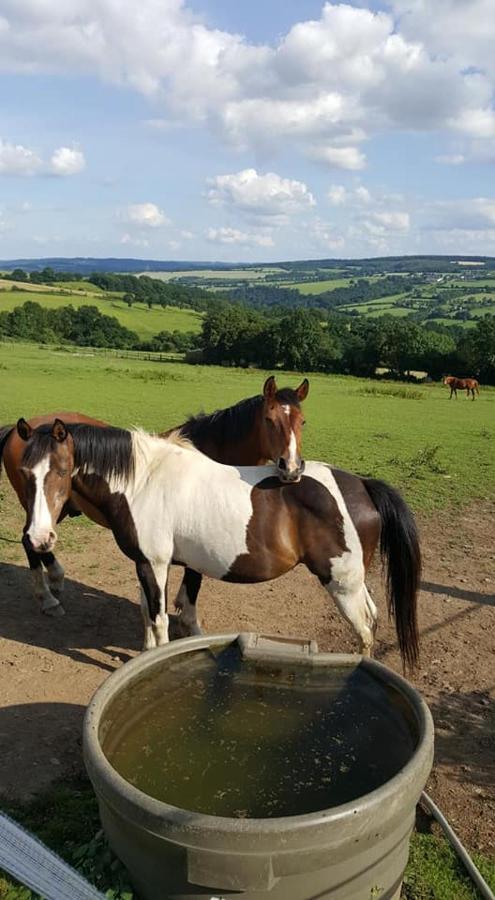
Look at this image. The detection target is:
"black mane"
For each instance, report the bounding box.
[179,388,301,449]
[22,424,134,483]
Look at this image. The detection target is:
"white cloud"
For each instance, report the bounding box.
[1,2,493,164]
[0,137,85,176]
[327,185,347,206]
[126,202,170,228]
[207,168,315,223]
[308,145,366,170]
[50,146,86,175]
[426,197,495,231]
[180,229,194,239]
[327,184,371,206]
[370,210,410,232]
[435,153,466,166]
[0,138,42,176]
[310,218,345,251]
[120,232,150,247]
[206,227,274,247]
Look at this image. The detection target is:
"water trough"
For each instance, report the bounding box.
[83,633,434,900]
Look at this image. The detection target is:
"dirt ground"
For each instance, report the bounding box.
[0,483,494,855]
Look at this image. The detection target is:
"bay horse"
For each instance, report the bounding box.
[16,418,421,668]
[443,376,480,400]
[0,377,308,617]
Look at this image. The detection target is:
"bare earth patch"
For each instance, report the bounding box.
[0,483,493,855]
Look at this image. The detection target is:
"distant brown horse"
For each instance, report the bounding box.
[0,376,308,617]
[443,376,480,400]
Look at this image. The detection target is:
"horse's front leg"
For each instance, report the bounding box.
[22,532,64,617]
[174,567,203,636]
[136,558,170,651]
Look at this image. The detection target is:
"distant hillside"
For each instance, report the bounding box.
[1,254,495,275]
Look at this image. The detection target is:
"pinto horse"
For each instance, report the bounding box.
[16,418,421,668]
[0,377,308,617]
[443,375,480,400]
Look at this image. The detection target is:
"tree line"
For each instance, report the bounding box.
[1,298,494,384]
[198,303,495,383]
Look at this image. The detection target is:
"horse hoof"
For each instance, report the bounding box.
[190,623,203,636]
[44,603,65,618]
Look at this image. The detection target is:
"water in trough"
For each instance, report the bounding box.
[103,644,416,819]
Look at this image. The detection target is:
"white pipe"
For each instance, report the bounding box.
[0,812,105,900]
[421,792,495,900]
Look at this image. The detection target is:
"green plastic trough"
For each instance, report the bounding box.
[83,633,434,900]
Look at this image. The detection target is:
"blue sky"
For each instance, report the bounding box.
[0,0,494,261]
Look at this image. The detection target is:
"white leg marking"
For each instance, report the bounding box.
[140,587,157,651]
[31,568,64,616]
[46,559,65,596]
[325,578,375,656]
[151,561,169,648]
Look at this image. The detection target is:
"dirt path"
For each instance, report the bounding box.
[0,483,494,854]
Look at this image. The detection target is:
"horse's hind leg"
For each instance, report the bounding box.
[22,533,64,617]
[174,568,203,635]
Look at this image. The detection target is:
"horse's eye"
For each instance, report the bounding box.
[58,470,68,478]
[302,419,306,426]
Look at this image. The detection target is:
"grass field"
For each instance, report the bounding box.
[145,267,285,281]
[0,342,493,510]
[1,342,494,898]
[0,290,203,340]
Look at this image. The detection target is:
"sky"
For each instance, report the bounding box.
[0,0,495,262]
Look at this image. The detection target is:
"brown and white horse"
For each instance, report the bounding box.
[16,418,421,668]
[443,375,480,400]
[0,377,308,616]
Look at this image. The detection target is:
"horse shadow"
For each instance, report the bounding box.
[0,701,87,799]
[428,688,494,793]
[0,562,191,672]
[421,580,495,607]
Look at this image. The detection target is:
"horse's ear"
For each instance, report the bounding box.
[296,378,309,402]
[16,418,33,442]
[52,419,68,443]
[263,376,277,400]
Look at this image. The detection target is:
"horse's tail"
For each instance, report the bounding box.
[0,425,13,476]
[362,477,421,669]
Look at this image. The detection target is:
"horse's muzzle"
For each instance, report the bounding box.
[26,531,57,554]
[277,458,305,484]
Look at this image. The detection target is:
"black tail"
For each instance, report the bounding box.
[0,424,13,476]
[363,477,421,669]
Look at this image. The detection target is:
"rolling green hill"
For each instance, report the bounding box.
[0,287,203,340]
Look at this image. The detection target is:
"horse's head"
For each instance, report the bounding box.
[17,418,73,553]
[260,375,309,483]
[443,375,452,385]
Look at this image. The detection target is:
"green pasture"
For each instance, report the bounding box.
[145,268,285,282]
[283,278,353,293]
[0,290,203,340]
[0,342,494,510]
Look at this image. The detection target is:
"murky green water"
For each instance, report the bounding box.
[102,645,416,818]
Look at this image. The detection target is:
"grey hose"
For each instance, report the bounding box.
[421,791,495,900]
[0,812,105,900]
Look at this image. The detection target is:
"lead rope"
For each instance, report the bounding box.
[0,812,105,900]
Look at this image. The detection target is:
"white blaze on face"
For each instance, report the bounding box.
[27,458,54,549]
[287,429,299,474]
